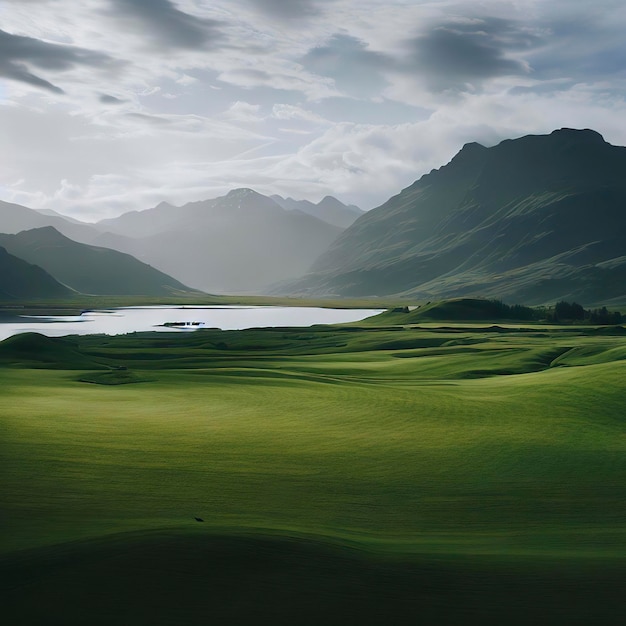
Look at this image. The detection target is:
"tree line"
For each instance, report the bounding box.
[549,300,622,324]
[477,299,622,324]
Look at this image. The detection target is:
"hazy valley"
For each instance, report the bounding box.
[2,129,626,625]
[3,129,626,306]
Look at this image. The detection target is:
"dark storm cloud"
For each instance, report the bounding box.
[247,0,333,20]
[522,13,626,83]
[108,0,225,49]
[409,17,534,92]
[303,34,392,72]
[508,81,574,96]
[301,34,394,97]
[0,29,115,94]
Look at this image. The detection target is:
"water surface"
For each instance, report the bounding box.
[0,306,384,341]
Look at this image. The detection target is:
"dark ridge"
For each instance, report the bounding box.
[282,128,626,304]
[0,227,196,296]
[0,246,72,300]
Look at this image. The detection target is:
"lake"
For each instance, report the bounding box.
[0,306,384,341]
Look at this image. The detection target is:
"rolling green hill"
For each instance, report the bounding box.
[0,246,72,300]
[1,320,625,623]
[0,226,197,296]
[0,332,107,368]
[284,128,626,304]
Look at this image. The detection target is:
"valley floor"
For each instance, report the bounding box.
[1,321,625,624]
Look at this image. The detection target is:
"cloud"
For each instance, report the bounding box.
[508,80,574,96]
[99,93,125,104]
[246,0,333,20]
[520,9,626,84]
[301,33,393,97]
[272,104,327,124]
[3,0,626,220]
[107,0,226,50]
[175,73,198,86]
[0,28,116,94]
[222,101,263,122]
[216,66,338,100]
[407,17,532,93]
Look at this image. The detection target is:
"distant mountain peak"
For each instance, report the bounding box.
[0,198,101,244]
[155,201,175,210]
[226,188,258,198]
[459,141,487,153]
[270,193,362,228]
[317,196,349,210]
[550,127,606,143]
[442,141,488,171]
[18,225,65,240]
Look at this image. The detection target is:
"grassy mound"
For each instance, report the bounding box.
[2,530,624,626]
[0,332,106,369]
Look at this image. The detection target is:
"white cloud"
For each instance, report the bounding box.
[222,100,263,122]
[272,103,327,124]
[1,0,626,218]
[175,73,198,86]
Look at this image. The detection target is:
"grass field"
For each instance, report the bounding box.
[1,316,625,624]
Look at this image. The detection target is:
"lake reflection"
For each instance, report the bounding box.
[0,306,384,341]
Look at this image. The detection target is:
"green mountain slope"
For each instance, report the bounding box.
[0,227,196,296]
[0,246,72,300]
[285,128,626,304]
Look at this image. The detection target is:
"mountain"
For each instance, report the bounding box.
[36,208,88,225]
[0,199,101,244]
[0,227,195,296]
[0,246,72,300]
[271,194,363,228]
[282,128,626,304]
[94,201,181,239]
[94,189,343,294]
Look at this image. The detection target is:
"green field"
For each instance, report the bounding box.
[1,315,625,624]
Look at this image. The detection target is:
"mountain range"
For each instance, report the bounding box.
[0,190,359,297]
[0,199,100,244]
[270,195,363,228]
[90,189,348,294]
[2,129,626,304]
[281,128,626,304]
[0,227,193,297]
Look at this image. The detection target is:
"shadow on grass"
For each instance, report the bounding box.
[77,369,150,385]
[1,529,624,626]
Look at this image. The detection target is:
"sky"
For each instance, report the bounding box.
[1,0,626,222]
